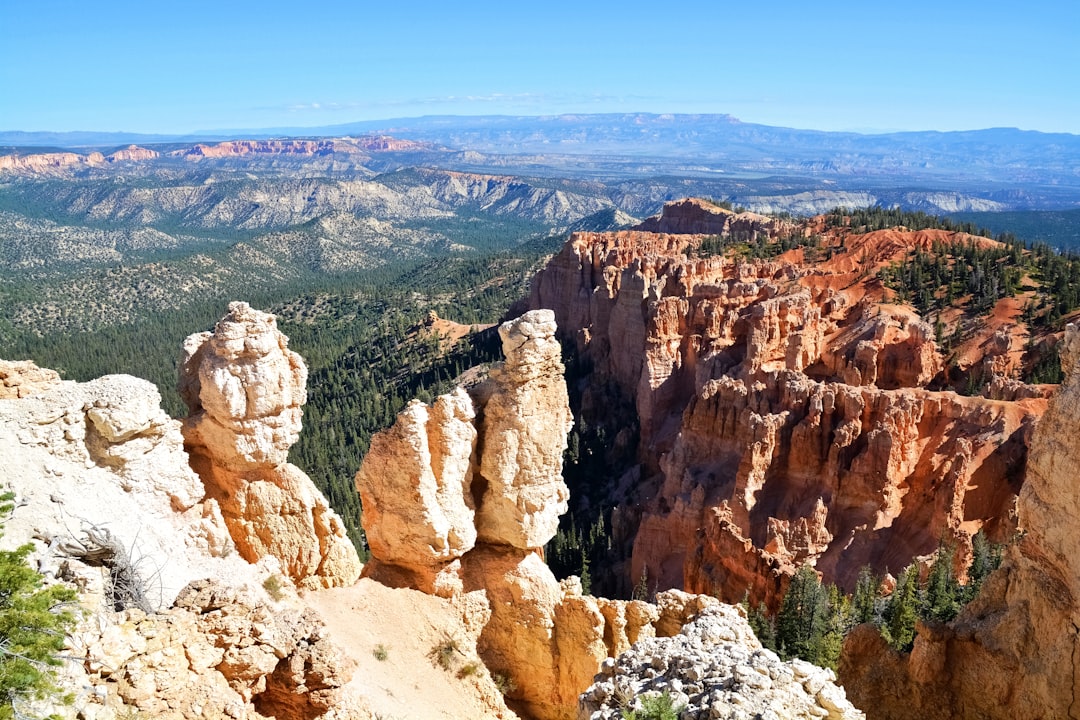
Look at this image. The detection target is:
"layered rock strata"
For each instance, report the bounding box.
[181,301,361,590]
[839,323,1080,719]
[528,203,1047,606]
[579,604,863,720]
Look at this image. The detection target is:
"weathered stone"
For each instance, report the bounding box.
[0,359,62,398]
[474,309,573,549]
[577,604,863,720]
[182,301,360,589]
[357,389,477,596]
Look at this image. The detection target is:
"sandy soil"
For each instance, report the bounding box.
[304,578,517,720]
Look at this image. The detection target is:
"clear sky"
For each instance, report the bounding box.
[2,0,1078,135]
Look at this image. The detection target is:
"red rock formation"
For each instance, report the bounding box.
[172,139,348,158]
[839,324,1080,719]
[528,200,1048,608]
[356,310,746,720]
[168,136,422,159]
[636,197,788,236]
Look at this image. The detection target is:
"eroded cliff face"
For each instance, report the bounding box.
[1,297,866,719]
[356,310,864,720]
[528,200,1047,607]
[634,197,787,237]
[181,301,362,590]
[839,323,1080,720]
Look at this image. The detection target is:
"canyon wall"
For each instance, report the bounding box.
[1,298,866,719]
[528,199,1046,606]
[839,323,1080,719]
[357,309,862,719]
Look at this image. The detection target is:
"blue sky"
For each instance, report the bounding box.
[2,0,1078,134]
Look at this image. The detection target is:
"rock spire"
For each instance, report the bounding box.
[181,301,361,590]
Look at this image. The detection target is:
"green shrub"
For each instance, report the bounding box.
[430,635,461,671]
[262,575,285,601]
[621,691,685,720]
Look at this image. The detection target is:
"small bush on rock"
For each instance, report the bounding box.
[621,691,684,720]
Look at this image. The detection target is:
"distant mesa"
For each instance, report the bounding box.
[0,150,105,173]
[107,144,159,162]
[0,134,429,174]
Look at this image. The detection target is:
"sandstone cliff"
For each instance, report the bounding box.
[838,322,1080,719]
[356,309,861,720]
[171,139,357,159]
[0,150,106,174]
[635,197,786,237]
[106,145,160,163]
[528,200,1047,607]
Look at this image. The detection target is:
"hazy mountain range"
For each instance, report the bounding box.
[4,113,1079,188]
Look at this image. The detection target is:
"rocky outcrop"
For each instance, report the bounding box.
[0,358,62,398]
[106,145,160,163]
[181,301,361,590]
[358,311,770,720]
[0,360,361,718]
[357,388,479,596]
[473,312,573,548]
[579,603,863,720]
[357,310,579,717]
[528,210,1047,607]
[0,371,247,607]
[839,323,1080,719]
[65,579,357,720]
[635,198,786,238]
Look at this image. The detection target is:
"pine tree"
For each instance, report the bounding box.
[0,493,78,719]
[853,565,880,625]
[923,544,961,623]
[776,565,829,664]
[884,565,919,652]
